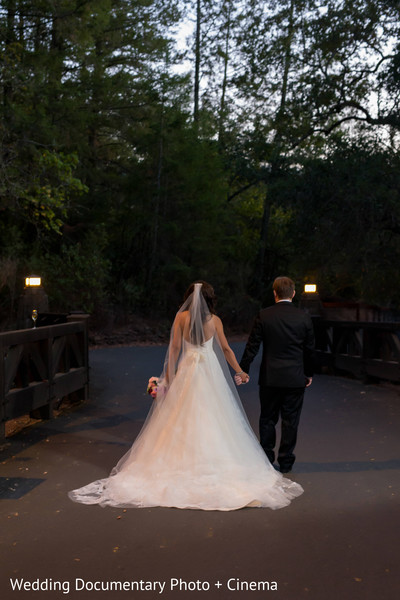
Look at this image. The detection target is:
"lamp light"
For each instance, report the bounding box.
[25,277,41,287]
[304,284,317,293]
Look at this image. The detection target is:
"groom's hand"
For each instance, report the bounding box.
[305,377,312,387]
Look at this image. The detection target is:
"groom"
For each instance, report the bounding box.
[238,276,315,473]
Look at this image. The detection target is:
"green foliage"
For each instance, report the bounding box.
[20,151,88,234]
[285,141,400,305]
[1,0,400,327]
[32,227,112,314]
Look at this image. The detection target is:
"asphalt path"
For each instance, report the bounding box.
[1,342,399,600]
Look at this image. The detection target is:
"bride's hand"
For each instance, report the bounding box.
[235,372,249,386]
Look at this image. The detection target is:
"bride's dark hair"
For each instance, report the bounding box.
[183,280,217,314]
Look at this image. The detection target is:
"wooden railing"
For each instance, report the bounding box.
[312,318,400,382]
[0,317,89,440]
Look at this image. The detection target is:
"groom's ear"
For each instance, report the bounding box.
[292,290,296,299]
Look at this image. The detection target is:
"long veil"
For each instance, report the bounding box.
[160,282,214,389]
[109,282,251,475]
[155,282,244,409]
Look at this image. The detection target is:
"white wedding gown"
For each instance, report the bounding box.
[69,337,303,511]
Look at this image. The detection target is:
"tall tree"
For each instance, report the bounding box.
[223,0,399,297]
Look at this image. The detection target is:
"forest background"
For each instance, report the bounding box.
[1,0,400,337]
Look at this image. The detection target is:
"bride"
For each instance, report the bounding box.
[69,281,303,511]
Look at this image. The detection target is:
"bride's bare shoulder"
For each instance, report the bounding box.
[211,314,223,328]
[176,311,189,325]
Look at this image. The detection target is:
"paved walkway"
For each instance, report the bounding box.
[1,343,399,600]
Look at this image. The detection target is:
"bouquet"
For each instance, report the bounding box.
[147,376,159,399]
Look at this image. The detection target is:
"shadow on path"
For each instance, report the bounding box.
[294,458,400,473]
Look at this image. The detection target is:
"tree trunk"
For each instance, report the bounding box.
[218,1,232,147]
[50,12,64,110]
[3,0,16,115]
[253,0,295,298]
[193,0,201,126]
[147,88,165,291]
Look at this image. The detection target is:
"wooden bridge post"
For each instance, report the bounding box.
[0,318,90,441]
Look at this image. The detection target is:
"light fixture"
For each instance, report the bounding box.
[25,277,42,287]
[304,284,317,293]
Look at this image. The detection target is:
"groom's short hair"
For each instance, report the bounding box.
[273,276,295,300]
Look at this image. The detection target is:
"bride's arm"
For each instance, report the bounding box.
[171,313,184,353]
[165,313,184,383]
[214,316,249,383]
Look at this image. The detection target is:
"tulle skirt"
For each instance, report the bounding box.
[69,339,303,510]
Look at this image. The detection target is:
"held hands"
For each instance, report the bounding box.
[234,371,249,386]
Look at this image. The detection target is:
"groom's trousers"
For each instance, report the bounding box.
[259,386,305,471]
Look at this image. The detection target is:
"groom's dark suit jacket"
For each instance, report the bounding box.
[240,301,315,388]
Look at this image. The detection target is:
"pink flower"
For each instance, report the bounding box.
[147,376,159,399]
